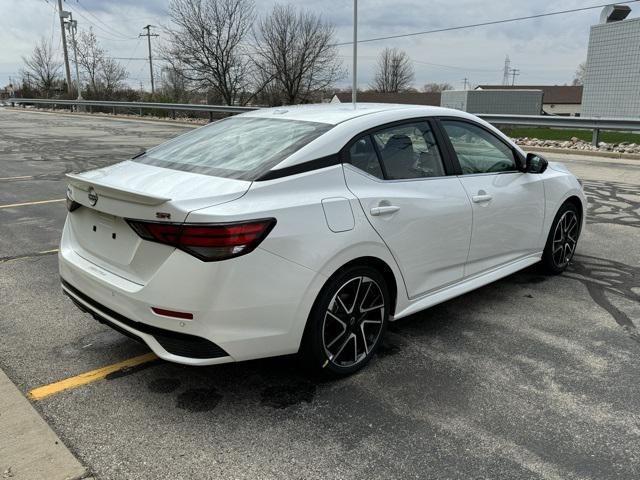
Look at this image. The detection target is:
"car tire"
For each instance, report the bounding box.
[301,265,390,377]
[541,202,581,275]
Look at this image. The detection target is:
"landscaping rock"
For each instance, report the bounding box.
[511,136,640,155]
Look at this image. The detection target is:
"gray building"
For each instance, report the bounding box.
[440,89,543,115]
[476,85,583,116]
[582,5,640,118]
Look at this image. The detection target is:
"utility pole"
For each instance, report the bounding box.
[58,0,72,94]
[510,68,520,86]
[352,0,357,108]
[462,77,469,90]
[140,25,159,94]
[64,12,82,101]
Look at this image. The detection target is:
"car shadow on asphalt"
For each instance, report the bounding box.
[99,254,638,413]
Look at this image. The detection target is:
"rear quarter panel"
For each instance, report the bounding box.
[185,165,407,339]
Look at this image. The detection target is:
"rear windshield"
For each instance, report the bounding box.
[134,116,332,180]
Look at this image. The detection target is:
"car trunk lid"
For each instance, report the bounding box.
[65,161,251,284]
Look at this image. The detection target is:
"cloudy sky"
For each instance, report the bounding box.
[1,0,637,91]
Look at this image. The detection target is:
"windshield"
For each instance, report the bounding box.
[134,116,333,180]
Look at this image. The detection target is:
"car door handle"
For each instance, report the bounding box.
[472,194,493,203]
[370,205,400,216]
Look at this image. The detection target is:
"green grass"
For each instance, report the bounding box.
[499,127,639,144]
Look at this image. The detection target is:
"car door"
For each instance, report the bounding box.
[343,119,472,299]
[438,119,545,277]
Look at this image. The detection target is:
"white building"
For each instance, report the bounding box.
[582,5,640,118]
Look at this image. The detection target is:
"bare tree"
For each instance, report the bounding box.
[101,57,127,96]
[21,37,62,96]
[75,28,128,98]
[572,61,586,86]
[76,29,103,94]
[163,0,255,105]
[160,64,192,102]
[253,5,344,105]
[422,82,453,93]
[371,48,414,93]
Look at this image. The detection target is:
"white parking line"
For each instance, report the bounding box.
[0,175,34,181]
[0,198,65,209]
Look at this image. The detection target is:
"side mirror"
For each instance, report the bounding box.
[525,153,548,174]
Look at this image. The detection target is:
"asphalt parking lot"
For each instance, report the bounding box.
[1,108,639,480]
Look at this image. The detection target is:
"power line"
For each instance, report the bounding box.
[110,57,164,61]
[334,0,640,46]
[411,59,501,73]
[74,0,136,40]
[121,37,144,73]
[338,54,501,73]
[67,4,137,41]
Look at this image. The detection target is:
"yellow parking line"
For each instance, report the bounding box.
[27,352,158,401]
[0,198,65,209]
[0,175,34,181]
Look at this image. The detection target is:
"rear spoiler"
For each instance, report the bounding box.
[66,173,171,206]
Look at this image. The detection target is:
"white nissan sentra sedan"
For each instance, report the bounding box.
[60,104,586,376]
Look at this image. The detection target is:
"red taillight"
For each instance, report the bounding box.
[126,218,276,261]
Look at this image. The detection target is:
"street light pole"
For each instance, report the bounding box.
[64,12,83,101]
[57,0,72,94]
[352,0,358,108]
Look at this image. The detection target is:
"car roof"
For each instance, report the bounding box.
[237,102,521,174]
[241,102,466,126]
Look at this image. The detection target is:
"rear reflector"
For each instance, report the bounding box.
[126,218,276,261]
[151,307,194,320]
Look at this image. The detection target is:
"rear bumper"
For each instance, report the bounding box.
[59,217,325,366]
[62,279,230,361]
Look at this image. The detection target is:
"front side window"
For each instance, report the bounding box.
[135,117,332,180]
[441,120,517,175]
[372,122,445,180]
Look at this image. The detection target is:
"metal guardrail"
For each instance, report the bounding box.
[7,98,258,122]
[7,98,640,145]
[477,113,640,146]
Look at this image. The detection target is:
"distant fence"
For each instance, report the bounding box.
[8,98,640,145]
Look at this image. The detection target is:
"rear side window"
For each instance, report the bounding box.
[348,137,384,179]
[372,122,445,180]
[441,120,517,175]
[135,117,332,180]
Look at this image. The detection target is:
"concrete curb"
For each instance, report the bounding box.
[0,368,88,480]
